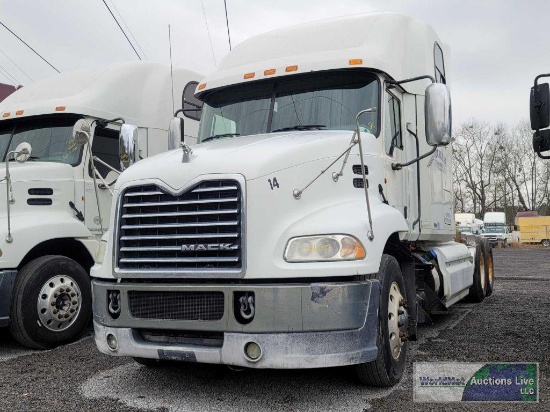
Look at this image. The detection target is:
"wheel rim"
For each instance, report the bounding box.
[479,251,486,289]
[387,281,407,360]
[37,275,82,332]
[487,251,494,285]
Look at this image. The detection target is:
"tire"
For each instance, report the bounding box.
[355,254,408,387]
[542,239,550,248]
[9,256,91,349]
[484,241,495,297]
[467,241,487,302]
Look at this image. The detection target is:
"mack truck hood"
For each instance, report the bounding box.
[0,161,75,183]
[117,130,377,189]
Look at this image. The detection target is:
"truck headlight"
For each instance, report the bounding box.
[284,235,366,262]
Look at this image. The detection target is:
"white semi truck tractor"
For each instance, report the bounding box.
[0,62,202,349]
[91,13,494,386]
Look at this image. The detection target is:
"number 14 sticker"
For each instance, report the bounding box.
[268,177,279,190]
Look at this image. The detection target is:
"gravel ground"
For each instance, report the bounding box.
[0,248,547,411]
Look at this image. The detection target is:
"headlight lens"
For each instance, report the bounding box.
[284,235,366,262]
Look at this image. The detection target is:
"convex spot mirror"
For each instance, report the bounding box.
[530,83,550,130]
[14,142,32,163]
[425,83,452,146]
[533,129,550,153]
[73,119,91,145]
[168,117,184,150]
[119,124,138,171]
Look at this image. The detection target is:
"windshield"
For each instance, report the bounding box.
[197,70,380,143]
[0,115,82,165]
[484,225,505,234]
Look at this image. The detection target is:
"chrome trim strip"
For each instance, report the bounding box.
[121,221,238,230]
[120,233,239,241]
[123,197,238,208]
[124,191,164,197]
[122,209,238,219]
[119,257,239,263]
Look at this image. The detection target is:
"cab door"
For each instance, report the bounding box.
[381,88,412,231]
[84,124,121,235]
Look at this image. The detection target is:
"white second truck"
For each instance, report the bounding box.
[0,62,202,348]
[480,212,512,246]
[91,13,494,386]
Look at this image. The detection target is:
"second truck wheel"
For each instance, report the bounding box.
[9,255,92,349]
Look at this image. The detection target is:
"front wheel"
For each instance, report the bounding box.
[9,256,91,349]
[542,239,550,248]
[355,254,408,387]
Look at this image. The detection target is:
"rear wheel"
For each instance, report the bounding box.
[542,239,550,248]
[355,254,408,387]
[9,256,91,349]
[485,241,495,297]
[467,241,487,302]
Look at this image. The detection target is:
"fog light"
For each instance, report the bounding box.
[106,333,118,351]
[244,341,262,362]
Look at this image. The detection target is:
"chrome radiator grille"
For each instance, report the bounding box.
[128,291,225,321]
[117,180,242,272]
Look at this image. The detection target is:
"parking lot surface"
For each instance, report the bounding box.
[0,248,548,411]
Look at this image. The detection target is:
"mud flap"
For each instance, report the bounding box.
[0,270,17,327]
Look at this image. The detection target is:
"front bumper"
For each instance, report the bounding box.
[92,279,381,369]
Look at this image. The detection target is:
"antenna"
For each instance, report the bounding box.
[168,24,175,114]
[200,0,217,67]
[223,0,232,51]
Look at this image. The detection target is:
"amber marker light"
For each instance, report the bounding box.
[55,106,66,111]
[16,110,24,115]
[198,83,206,90]
[349,59,363,65]
[285,65,298,72]
[2,113,10,118]
[264,69,276,76]
[244,72,255,79]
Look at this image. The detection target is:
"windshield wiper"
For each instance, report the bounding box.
[272,124,326,133]
[201,133,240,143]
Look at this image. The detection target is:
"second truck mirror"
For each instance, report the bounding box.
[530,83,550,130]
[73,119,91,145]
[425,83,452,146]
[168,117,184,150]
[119,124,137,171]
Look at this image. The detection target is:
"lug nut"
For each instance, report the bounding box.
[53,309,58,314]
[398,308,405,315]
[54,293,58,298]
[72,301,77,305]
[58,315,63,319]
[60,288,64,293]
[50,302,56,306]
[70,293,76,297]
[64,314,70,318]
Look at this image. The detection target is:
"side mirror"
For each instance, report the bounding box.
[425,83,452,146]
[533,129,550,153]
[530,83,550,130]
[14,142,32,163]
[73,119,91,145]
[168,117,184,150]
[119,124,138,171]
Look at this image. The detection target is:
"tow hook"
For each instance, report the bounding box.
[107,290,121,319]
[234,292,255,324]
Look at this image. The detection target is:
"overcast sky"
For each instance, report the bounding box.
[1,0,549,129]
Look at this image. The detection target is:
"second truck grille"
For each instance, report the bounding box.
[117,180,242,272]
